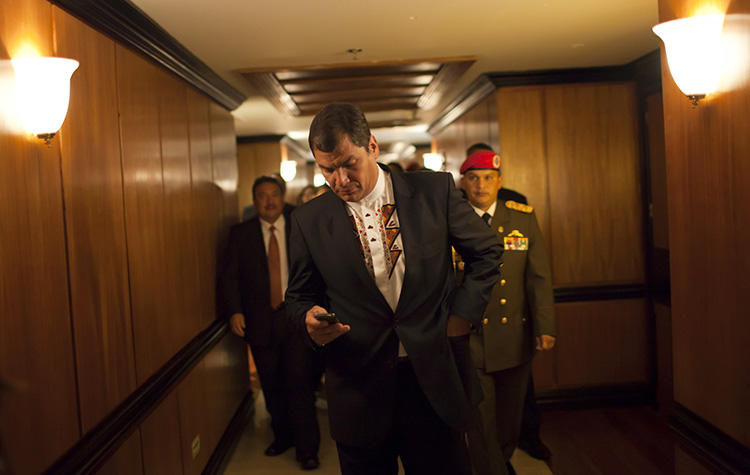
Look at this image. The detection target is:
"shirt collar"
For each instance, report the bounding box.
[471,200,497,218]
[260,213,285,231]
[348,166,386,208]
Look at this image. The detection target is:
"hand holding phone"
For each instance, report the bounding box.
[314,312,340,324]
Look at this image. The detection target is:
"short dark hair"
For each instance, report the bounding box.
[466,142,493,157]
[308,103,371,154]
[252,176,283,198]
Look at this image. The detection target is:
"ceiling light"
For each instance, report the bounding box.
[653,14,725,105]
[423,153,444,171]
[314,173,326,187]
[280,160,297,181]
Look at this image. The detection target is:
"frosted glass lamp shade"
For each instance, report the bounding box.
[653,15,724,104]
[313,173,326,187]
[11,57,79,141]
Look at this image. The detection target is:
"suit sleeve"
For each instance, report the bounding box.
[525,212,556,336]
[216,226,243,321]
[285,211,327,332]
[446,176,504,327]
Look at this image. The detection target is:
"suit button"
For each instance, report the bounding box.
[501,317,508,324]
[500,279,506,286]
[522,317,527,323]
[483,318,489,325]
[500,298,507,305]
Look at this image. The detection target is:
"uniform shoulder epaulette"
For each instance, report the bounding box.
[505,200,533,214]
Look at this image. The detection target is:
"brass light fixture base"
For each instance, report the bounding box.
[36,133,56,145]
[687,94,706,106]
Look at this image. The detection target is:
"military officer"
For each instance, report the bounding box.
[458,150,556,475]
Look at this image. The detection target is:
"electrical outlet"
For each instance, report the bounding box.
[191,435,200,459]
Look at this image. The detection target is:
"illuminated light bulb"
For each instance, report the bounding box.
[653,15,725,105]
[11,56,79,143]
[423,153,444,171]
[313,173,326,187]
[280,160,297,181]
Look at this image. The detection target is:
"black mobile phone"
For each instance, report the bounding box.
[314,312,340,324]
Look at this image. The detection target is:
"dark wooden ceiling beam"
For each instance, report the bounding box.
[292,88,425,104]
[243,73,301,116]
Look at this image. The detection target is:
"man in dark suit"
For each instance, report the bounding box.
[464,143,552,463]
[218,176,320,470]
[285,103,503,475]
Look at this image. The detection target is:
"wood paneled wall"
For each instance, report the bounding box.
[0,2,246,473]
[659,0,750,447]
[236,141,283,216]
[434,81,648,392]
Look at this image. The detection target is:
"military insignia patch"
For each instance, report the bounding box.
[504,230,528,250]
[505,200,533,214]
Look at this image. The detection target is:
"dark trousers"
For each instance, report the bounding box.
[474,361,532,474]
[336,360,471,475]
[519,375,541,443]
[252,327,320,460]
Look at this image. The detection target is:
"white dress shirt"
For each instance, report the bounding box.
[471,200,497,221]
[259,214,289,298]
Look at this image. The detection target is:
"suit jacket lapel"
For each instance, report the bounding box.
[391,170,417,316]
[491,200,511,236]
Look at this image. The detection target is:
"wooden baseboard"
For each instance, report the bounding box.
[536,384,651,410]
[669,403,750,475]
[203,391,255,474]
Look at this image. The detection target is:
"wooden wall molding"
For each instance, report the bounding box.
[429,50,661,135]
[669,404,750,475]
[236,134,286,144]
[48,0,246,110]
[203,392,255,475]
[44,320,228,474]
[536,384,650,410]
[553,284,647,303]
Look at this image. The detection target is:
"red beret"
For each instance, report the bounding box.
[460,150,501,174]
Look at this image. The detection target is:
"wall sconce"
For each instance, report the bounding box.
[652,14,725,106]
[280,159,297,181]
[423,152,444,171]
[11,56,79,144]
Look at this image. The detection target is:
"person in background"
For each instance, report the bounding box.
[298,185,317,205]
[243,173,294,221]
[286,103,502,475]
[458,150,556,475]
[464,143,552,462]
[219,176,321,471]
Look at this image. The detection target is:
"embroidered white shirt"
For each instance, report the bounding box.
[259,214,288,298]
[345,167,407,355]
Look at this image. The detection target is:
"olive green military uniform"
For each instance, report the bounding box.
[463,200,555,475]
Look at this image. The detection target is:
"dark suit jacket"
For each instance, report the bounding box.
[285,167,503,446]
[498,187,527,204]
[218,207,295,349]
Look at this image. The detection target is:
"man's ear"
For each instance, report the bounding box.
[368,134,379,159]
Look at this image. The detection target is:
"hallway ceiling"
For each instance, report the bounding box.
[130,0,659,142]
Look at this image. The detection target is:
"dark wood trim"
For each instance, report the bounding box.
[651,247,671,306]
[203,392,255,475]
[536,384,650,410]
[427,75,495,135]
[669,403,750,474]
[553,284,647,303]
[485,65,631,88]
[48,0,245,111]
[236,134,286,145]
[44,320,229,474]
